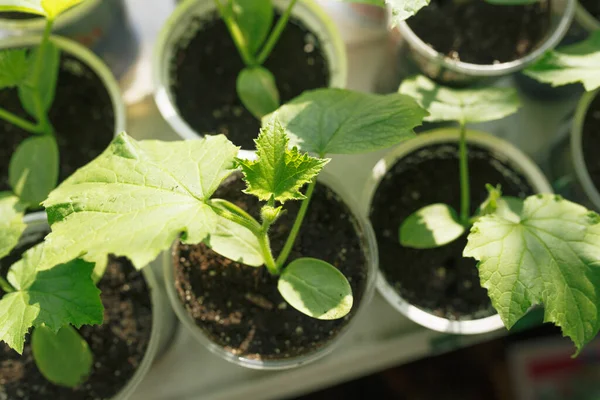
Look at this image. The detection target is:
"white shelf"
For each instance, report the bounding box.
[118,1,580,399]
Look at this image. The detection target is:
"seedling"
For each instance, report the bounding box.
[216,0,412,119]
[35,88,425,322]
[399,75,600,355]
[524,30,600,92]
[0,0,87,259]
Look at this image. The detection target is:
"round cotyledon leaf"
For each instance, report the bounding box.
[399,203,466,249]
[278,258,353,320]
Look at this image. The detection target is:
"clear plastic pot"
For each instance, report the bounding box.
[393,0,576,84]
[0,35,126,138]
[362,128,552,335]
[153,0,347,141]
[20,212,177,400]
[163,169,378,370]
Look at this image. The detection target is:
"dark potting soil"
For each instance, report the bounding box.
[370,143,535,320]
[170,11,330,150]
[0,51,115,195]
[174,174,368,360]
[0,234,152,400]
[582,93,600,200]
[580,0,600,20]
[406,0,552,65]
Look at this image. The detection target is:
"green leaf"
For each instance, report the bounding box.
[399,75,521,123]
[9,135,59,207]
[0,246,102,354]
[464,195,600,354]
[237,67,280,120]
[0,0,84,19]
[387,0,430,25]
[400,204,465,249]
[0,193,26,259]
[485,0,538,4]
[32,325,92,388]
[231,0,273,55]
[40,132,239,270]
[0,49,28,89]
[205,207,264,267]
[19,40,60,121]
[237,119,328,203]
[266,88,427,156]
[278,258,353,320]
[524,31,600,92]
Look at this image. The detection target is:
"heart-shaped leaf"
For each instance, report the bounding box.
[400,203,466,249]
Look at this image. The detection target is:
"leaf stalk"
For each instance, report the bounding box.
[214,0,256,66]
[256,0,299,65]
[459,119,470,225]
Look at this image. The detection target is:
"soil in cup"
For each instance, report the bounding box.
[582,92,600,199]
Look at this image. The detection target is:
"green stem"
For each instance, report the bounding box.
[459,120,470,225]
[256,0,299,65]
[0,106,41,133]
[258,230,279,275]
[210,200,262,235]
[0,276,14,293]
[30,18,55,136]
[211,199,258,226]
[275,177,316,268]
[214,0,255,66]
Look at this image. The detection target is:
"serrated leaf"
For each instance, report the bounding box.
[524,31,600,92]
[0,49,28,89]
[231,0,273,55]
[399,75,520,123]
[0,246,102,354]
[387,0,430,25]
[464,195,600,354]
[19,40,60,122]
[400,204,465,249]
[266,88,427,156]
[237,66,280,120]
[237,120,328,203]
[0,193,26,259]
[32,325,92,388]
[278,258,353,320]
[9,135,59,208]
[40,132,239,270]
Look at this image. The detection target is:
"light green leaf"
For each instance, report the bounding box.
[464,195,600,353]
[524,31,600,92]
[237,119,328,203]
[9,135,59,207]
[0,193,26,259]
[400,204,465,249]
[19,40,60,121]
[278,258,353,320]
[205,206,264,267]
[0,49,28,89]
[41,132,239,270]
[0,0,44,15]
[399,75,520,123]
[387,0,430,25]
[41,0,83,19]
[237,67,280,120]
[0,246,102,354]
[266,88,427,156]
[32,325,92,388]
[231,0,273,55]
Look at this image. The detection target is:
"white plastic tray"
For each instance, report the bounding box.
[119,1,581,398]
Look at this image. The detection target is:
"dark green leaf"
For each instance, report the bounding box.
[231,0,273,55]
[0,49,28,89]
[32,325,92,388]
[9,135,59,207]
[278,258,353,320]
[237,66,280,119]
[400,204,465,249]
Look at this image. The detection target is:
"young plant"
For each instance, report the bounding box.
[0,0,87,260]
[217,0,412,119]
[35,88,426,320]
[398,75,600,355]
[524,30,600,92]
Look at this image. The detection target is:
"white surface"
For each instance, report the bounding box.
[118,1,580,399]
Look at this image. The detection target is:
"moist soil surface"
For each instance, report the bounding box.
[174,175,368,360]
[580,0,600,20]
[170,11,330,150]
[582,93,600,198]
[0,51,115,194]
[0,234,152,400]
[406,0,552,65]
[370,143,535,320]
